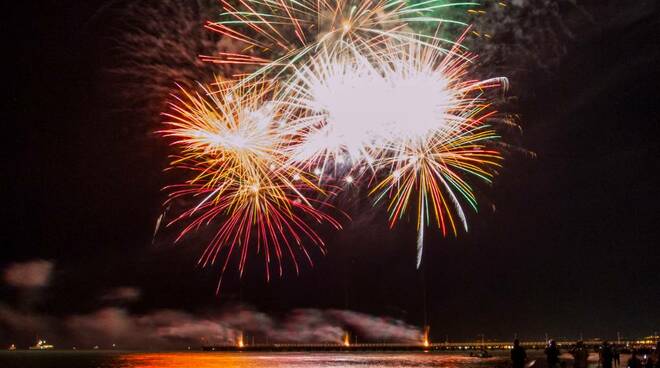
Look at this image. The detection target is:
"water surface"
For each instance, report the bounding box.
[0,351,510,368]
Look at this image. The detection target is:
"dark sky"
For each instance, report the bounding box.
[3,0,659,346]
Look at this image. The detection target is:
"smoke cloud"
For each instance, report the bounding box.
[0,304,422,349]
[100,287,141,303]
[3,259,54,288]
[327,310,422,342]
[106,0,244,130]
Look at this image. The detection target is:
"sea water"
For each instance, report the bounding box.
[0,351,513,368]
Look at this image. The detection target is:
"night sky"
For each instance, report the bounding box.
[3,0,659,347]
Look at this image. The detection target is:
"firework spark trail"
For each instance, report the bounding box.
[371,124,503,267]
[160,79,341,289]
[203,0,476,81]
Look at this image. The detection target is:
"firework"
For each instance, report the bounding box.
[161,79,341,288]
[368,35,507,267]
[278,31,506,266]
[203,0,475,80]
[154,1,513,278]
[281,44,388,181]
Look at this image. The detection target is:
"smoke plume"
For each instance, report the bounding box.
[0,304,422,349]
[3,259,54,289]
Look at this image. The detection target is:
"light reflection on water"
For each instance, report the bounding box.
[118,352,508,368]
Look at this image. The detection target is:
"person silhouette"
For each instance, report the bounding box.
[600,341,614,368]
[511,339,527,368]
[628,350,641,368]
[613,345,621,367]
[570,341,589,368]
[545,339,561,368]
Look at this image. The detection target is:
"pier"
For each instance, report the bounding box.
[202,338,657,352]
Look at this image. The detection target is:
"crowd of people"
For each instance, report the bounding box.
[509,339,660,368]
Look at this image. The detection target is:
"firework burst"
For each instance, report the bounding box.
[281,44,388,181]
[203,0,476,80]
[161,79,341,289]
[276,31,507,266]
[152,0,514,282]
[368,35,507,267]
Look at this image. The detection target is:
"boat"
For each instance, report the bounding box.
[29,339,54,350]
[469,334,492,358]
[469,349,492,358]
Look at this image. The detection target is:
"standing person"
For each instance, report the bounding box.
[613,345,621,368]
[627,350,641,368]
[511,339,527,368]
[545,339,561,368]
[571,341,589,368]
[600,341,614,368]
